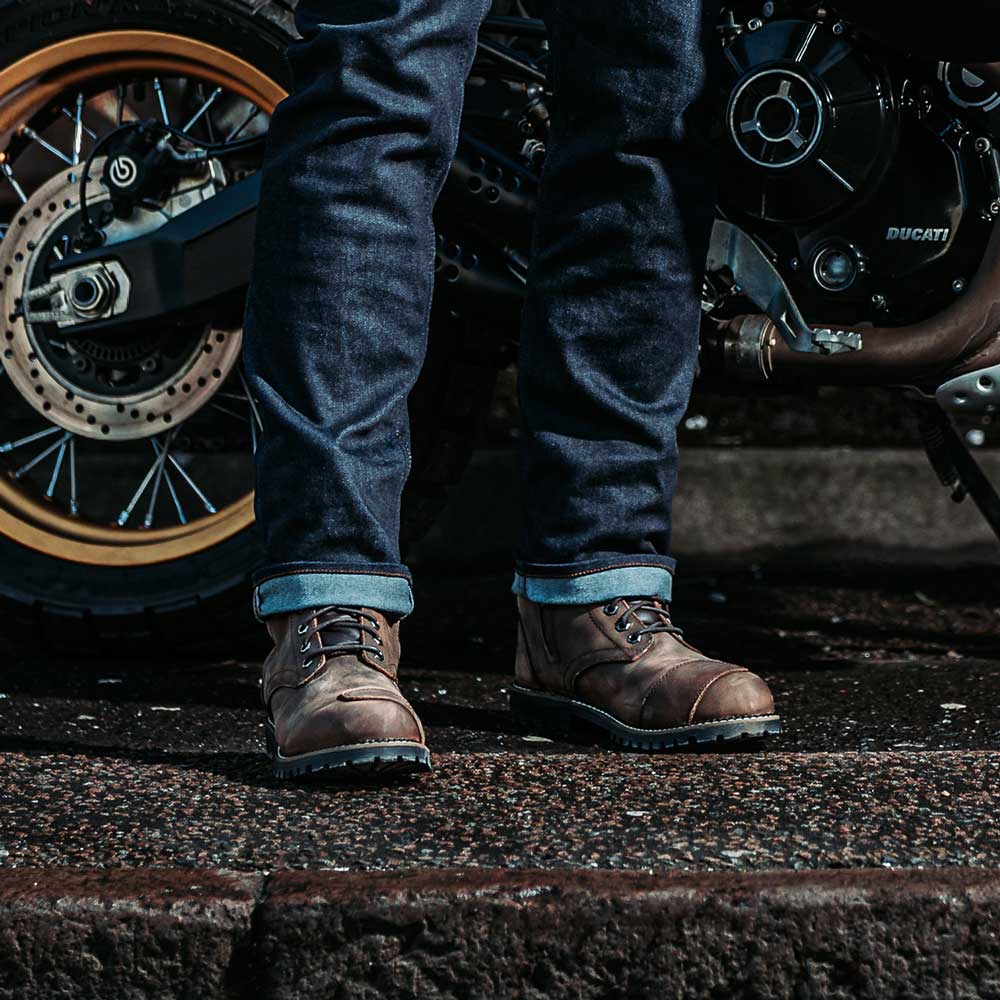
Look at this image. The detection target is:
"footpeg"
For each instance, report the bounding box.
[707,220,863,355]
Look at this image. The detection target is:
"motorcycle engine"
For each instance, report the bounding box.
[717,11,999,329]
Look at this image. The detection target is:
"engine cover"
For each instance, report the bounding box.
[722,18,894,224]
[717,16,995,329]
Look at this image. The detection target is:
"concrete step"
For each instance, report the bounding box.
[4,867,1000,999]
[408,447,1000,567]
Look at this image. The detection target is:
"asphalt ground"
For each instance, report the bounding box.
[2,560,999,872]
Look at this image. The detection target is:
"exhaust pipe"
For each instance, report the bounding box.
[712,208,1000,387]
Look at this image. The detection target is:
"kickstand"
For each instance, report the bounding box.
[909,399,1000,543]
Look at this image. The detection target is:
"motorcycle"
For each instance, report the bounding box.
[0,0,998,648]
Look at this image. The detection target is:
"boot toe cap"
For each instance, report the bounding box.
[280,697,423,756]
[691,668,775,724]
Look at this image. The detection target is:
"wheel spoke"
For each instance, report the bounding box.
[237,369,264,430]
[13,430,72,479]
[143,431,175,528]
[209,401,248,422]
[183,86,223,134]
[0,425,62,454]
[72,92,86,165]
[117,441,168,526]
[2,161,30,203]
[68,437,79,515]
[153,77,171,126]
[204,96,218,144]
[226,106,261,143]
[45,435,69,497]
[162,463,188,525]
[21,126,73,165]
[153,439,217,515]
[60,106,98,142]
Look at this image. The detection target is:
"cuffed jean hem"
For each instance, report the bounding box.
[511,562,674,606]
[253,570,415,621]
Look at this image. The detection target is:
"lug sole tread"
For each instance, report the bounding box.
[509,684,782,751]
[266,727,432,781]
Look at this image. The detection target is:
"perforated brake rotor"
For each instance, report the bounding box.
[0,158,242,442]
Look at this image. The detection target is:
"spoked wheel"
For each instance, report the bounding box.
[0,0,497,655]
[0,33,276,554]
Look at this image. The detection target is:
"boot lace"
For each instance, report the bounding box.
[296,605,384,669]
[602,598,685,646]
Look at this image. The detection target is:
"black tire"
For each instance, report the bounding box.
[0,0,498,657]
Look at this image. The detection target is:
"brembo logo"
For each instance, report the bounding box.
[109,156,138,188]
[885,226,951,242]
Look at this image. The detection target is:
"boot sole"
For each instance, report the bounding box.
[509,684,782,750]
[266,723,431,781]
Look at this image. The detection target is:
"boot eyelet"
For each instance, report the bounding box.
[615,619,628,632]
[376,651,385,661]
[296,622,310,635]
[302,657,315,671]
[299,640,311,654]
[603,603,619,616]
[374,635,382,645]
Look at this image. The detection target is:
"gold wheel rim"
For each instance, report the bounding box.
[0,31,286,566]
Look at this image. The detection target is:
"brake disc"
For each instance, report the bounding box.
[0,158,242,441]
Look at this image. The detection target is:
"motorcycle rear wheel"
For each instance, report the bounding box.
[0,0,494,655]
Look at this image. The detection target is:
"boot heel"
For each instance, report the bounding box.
[510,687,575,740]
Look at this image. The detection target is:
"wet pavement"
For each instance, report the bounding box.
[2,562,999,871]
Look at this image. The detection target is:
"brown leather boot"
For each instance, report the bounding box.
[262,605,430,779]
[510,596,780,749]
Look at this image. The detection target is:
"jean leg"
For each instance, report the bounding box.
[243,0,491,616]
[514,0,720,605]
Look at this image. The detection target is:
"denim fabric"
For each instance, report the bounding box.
[243,0,719,615]
[513,564,674,607]
[253,567,414,620]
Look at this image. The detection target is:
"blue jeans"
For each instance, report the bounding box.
[243,0,720,618]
